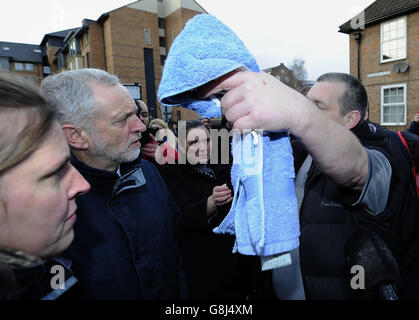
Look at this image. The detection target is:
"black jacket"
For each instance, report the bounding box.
[159,163,260,300]
[0,251,76,300]
[294,121,419,299]
[63,156,188,300]
[408,121,419,136]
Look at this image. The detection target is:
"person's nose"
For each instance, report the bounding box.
[68,165,91,199]
[132,115,147,133]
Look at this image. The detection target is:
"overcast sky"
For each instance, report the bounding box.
[0,0,376,80]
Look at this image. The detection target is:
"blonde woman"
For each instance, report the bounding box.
[142,119,179,164]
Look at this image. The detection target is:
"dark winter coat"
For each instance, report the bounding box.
[408,120,419,136]
[159,163,260,300]
[0,250,76,300]
[294,121,419,299]
[62,155,188,300]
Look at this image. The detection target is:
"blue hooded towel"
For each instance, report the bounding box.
[158,14,300,258]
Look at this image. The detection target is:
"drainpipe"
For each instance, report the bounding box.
[354,31,362,80]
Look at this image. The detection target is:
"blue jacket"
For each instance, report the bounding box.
[63,155,188,300]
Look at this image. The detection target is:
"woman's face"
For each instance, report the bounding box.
[137,101,149,127]
[185,126,212,164]
[0,124,90,258]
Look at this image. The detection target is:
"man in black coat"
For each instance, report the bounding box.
[41,69,187,300]
[199,70,419,299]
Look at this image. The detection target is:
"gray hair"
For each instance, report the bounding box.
[40,69,120,131]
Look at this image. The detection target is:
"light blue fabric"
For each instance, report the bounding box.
[158,14,300,257]
[214,131,299,256]
[158,14,259,118]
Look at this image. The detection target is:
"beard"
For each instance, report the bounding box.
[89,131,141,164]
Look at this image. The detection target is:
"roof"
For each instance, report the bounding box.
[0,41,42,63]
[339,0,419,33]
[40,27,79,46]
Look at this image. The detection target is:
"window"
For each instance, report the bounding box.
[161,105,172,122]
[25,63,34,71]
[70,60,77,70]
[381,83,407,126]
[159,36,166,47]
[124,84,142,100]
[57,53,67,69]
[381,16,406,63]
[145,29,151,44]
[158,18,165,29]
[15,62,23,71]
[86,52,91,68]
[160,55,166,66]
[69,39,80,58]
[3,47,10,51]
[43,66,51,74]
[0,57,10,70]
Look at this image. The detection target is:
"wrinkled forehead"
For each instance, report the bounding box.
[91,83,136,117]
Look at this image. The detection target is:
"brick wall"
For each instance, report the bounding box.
[349,11,419,131]
[88,22,106,70]
[8,62,43,86]
[103,7,162,107]
[165,8,201,52]
[46,46,59,74]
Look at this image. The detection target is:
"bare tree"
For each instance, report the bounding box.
[288,58,308,92]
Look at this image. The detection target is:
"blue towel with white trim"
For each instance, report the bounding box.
[158,14,300,257]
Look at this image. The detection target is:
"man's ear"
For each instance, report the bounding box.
[61,124,89,150]
[344,110,361,130]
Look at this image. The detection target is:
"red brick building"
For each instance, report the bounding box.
[41,0,206,121]
[265,63,297,87]
[340,0,419,131]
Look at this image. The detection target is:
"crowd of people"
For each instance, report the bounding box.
[0,66,418,300]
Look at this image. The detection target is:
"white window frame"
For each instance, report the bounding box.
[25,63,34,71]
[144,29,151,45]
[15,62,24,71]
[381,83,407,126]
[380,16,407,63]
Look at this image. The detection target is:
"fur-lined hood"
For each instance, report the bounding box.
[0,249,42,268]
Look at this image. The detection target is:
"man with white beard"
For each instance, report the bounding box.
[41,69,187,300]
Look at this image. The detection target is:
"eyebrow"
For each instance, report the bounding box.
[40,154,71,179]
[114,108,136,121]
[312,98,327,107]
